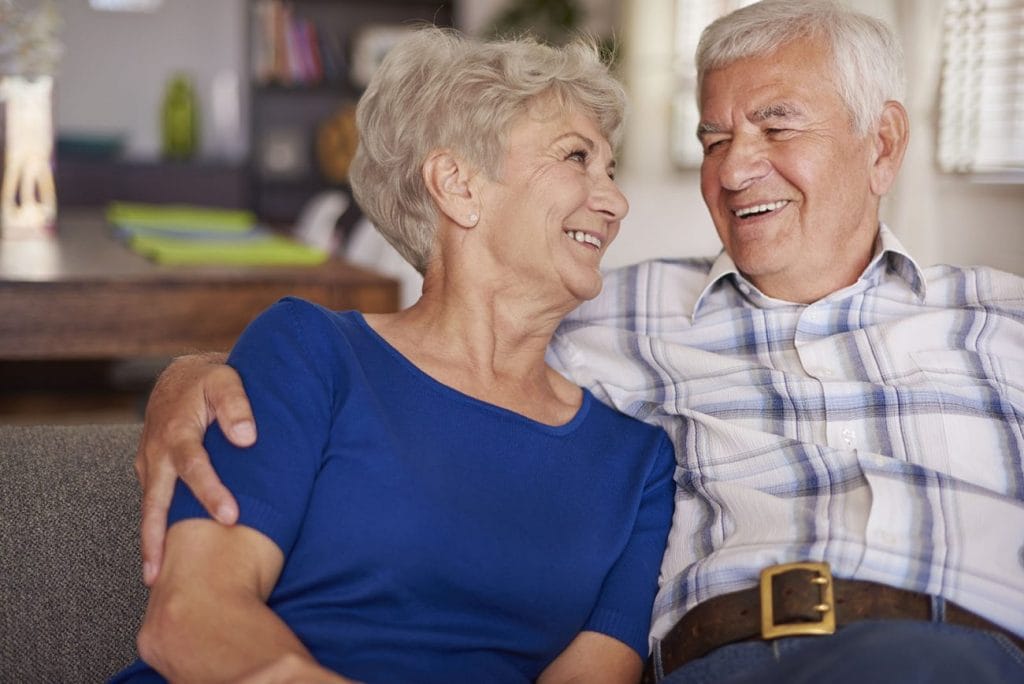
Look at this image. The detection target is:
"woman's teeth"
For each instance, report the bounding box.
[565,230,602,248]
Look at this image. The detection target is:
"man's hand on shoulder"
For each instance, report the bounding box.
[135,352,256,586]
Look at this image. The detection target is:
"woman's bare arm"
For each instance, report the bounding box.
[137,518,356,683]
[537,631,643,684]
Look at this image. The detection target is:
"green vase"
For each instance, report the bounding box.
[161,74,199,160]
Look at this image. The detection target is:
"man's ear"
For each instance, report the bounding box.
[869,100,909,196]
[422,150,479,228]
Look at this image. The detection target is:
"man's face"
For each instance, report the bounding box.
[698,39,881,303]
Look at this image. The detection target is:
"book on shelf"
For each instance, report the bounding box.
[251,0,327,86]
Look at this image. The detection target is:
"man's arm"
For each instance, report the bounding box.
[137,518,355,683]
[136,352,257,585]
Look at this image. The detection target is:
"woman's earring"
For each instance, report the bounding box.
[467,213,479,227]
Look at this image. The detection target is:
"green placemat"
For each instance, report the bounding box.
[129,234,328,266]
[107,202,256,233]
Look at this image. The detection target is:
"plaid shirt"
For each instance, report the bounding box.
[549,225,1024,642]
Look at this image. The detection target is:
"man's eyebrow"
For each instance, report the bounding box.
[697,101,805,137]
[752,102,803,122]
[696,122,724,137]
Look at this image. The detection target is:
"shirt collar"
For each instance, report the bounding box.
[690,223,928,319]
[871,223,928,299]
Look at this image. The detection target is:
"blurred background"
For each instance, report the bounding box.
[49,0,1024,269]
[2,0,1022,423]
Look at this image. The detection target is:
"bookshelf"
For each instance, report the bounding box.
[247,0,457,226]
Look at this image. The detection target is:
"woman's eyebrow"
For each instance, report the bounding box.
[553,131,596,149]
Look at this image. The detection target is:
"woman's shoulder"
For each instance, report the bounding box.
[259,296,358,325]
[244,297,368,343]
[580,390,673,453]
[231,298,370,371]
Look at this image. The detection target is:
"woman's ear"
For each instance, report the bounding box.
[422,150,479,228]
[869,100,909,197]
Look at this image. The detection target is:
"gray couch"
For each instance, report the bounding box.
[0,423,148,683]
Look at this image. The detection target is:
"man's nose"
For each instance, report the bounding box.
[717,136,772,191]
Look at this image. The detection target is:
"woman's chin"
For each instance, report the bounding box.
[567,269,604,303]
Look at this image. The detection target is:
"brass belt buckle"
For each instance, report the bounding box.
[759,561,836,640]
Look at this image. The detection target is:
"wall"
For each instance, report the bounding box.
[52,0,1023,275]
[54,0,248,161]
[52,0,511,160]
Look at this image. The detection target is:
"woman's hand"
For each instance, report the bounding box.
[238,653,363,684]
[135,352,256,585]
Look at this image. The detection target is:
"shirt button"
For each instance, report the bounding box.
[841,427,856,447]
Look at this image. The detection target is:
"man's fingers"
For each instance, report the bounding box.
[175,446,240,525]
[204,365,257,447]
[134,352,246,585]
[140,469,175,586]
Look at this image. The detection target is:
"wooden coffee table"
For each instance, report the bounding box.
[0,210,400,360]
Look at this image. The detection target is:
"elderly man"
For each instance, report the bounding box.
[133,1,1023,682]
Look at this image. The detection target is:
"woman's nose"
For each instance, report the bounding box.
[591,173,629,221]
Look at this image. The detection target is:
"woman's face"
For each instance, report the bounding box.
[476,103,628,303]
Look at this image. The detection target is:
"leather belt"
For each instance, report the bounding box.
[643,562,1024,683]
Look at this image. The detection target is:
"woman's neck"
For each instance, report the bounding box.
[363,267,583,425]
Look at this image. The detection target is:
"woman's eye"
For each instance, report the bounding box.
[567,149,589,164]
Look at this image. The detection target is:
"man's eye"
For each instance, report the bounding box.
[703,139,727,154]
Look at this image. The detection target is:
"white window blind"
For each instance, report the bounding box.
[89,0,163,11]
[938,0,1024,174]
[670,0,757,168]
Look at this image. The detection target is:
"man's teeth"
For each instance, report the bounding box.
[734,200,788,218]
[565,230,602,249]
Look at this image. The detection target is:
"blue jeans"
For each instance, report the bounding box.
[659,619,1024,684]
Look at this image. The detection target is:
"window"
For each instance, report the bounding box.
[671,0,756,168]
[89,0,162,11]
[938,0,1024,174]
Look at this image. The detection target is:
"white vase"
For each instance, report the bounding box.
[0,74,57,240]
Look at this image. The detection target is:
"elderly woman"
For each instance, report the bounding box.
[113,27,673,684]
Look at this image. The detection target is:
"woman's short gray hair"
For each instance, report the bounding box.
[695,0,904,135]
[349,27,626,274]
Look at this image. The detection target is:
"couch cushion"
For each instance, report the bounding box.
[0,423,146,683]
